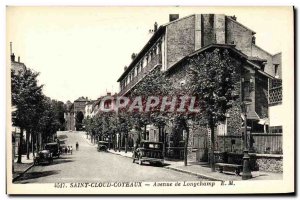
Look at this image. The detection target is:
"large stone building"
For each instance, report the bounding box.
[116,14,282,170]
[65,97,90,131]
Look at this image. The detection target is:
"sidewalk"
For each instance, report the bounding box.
[107,149,283,181]
[79,132,96,146]
[13,153,34,181]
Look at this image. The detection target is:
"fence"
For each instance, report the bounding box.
[251,133,282,154]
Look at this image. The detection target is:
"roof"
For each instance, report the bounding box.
[74,96,89,102]
[117,14,258,82]
[248,56,267,62]
[117,26,166,82]
[166,43,275,79]
[241,111,260,121]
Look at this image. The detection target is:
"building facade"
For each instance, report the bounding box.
[64,97,90,131]
[116,14,282,168]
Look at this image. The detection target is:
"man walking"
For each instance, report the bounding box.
[76,142,79,151]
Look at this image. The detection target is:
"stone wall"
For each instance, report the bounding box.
[255,154,283,173]
[251,45,274,76]
[166,15,195,68]
[202,14,215,46]
[225,17,253,56]
[272,53,282,78]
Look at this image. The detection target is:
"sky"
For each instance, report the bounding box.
[6,6,290,103]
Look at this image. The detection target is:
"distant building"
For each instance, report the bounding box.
[64,97,90,131]
[11,53,26,75]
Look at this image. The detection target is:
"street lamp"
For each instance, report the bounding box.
[241,101,252,180]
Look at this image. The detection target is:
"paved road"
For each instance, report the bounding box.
[15,131,203,183]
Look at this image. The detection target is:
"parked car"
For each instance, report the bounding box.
[44,142,60,158]
[34,150,53,165]
[97,141,109,152]
[133,141,164,166]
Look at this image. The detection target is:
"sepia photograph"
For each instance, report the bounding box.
[5,6,294,195]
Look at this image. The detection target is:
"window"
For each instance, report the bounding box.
[136,65,139,75]
[274,64,279,77]
[217,121,227,136]
[269,126,283,134]
[243,80,250,98]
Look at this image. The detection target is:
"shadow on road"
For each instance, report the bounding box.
[57,134,68,140]
[16,170,60,183]
[51,158,74,166]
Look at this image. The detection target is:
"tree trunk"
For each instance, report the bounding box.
[26,129,30,160]
[143,125,147,140]
[184,128,189,166]
[210,125,216,172]
[36,134,39,152]
[125,132,128,153]
[31,131,35,158]
[118,134,121,152]
[161,126,166,157]
[17,128,24,163]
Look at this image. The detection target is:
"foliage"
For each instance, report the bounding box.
[186,48,240,170]
[187,48,240,126]
[11,68,61,162]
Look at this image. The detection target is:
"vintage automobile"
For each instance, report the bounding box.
[44,142,60,158]
[133,142,164,166]
[97,141,109,152]
[34,150,53,165]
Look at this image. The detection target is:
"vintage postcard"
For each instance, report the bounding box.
[6,6,294,195]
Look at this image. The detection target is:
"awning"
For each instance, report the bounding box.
[240,110,260,121]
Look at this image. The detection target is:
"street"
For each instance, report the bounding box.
[15,131,203,183]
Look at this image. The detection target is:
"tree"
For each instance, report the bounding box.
[75,111,84,131]
[11,68,44,163]
[187,48,240,171]
[130,66,171,145]
[51,100,66,131]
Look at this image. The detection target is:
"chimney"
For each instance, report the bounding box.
[11,53,15,62]
[154,22,158,32]
[18,56,20,62]
[169,14,179,22]
[131,53,136,60]
[124,66,128,71]
[231,15,237,21]
[252,35,256,44]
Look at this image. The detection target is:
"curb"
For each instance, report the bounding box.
[164,165,224,181]
[107,150,133,159]
[107,150,223,181]
[12,163,34,182]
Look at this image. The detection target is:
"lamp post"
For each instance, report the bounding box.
[241,102,252,180]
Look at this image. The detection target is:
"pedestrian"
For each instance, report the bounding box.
[67,146,70,154]
[70,146,73,155]
[65,146,68,154]
[76,142,79,151]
